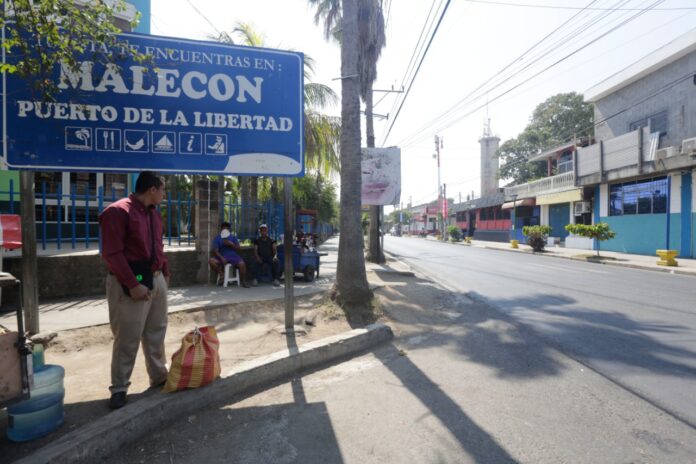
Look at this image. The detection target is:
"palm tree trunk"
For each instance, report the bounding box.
[334,0,372,312]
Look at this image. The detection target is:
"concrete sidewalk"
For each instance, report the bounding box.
[1,234,420,464]
[419,234,696,276]
[0,239,339,333]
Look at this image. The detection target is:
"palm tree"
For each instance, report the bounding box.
[311,0,373,312]
[310,0,387,310]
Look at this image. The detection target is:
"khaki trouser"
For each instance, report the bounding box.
[107,272,168,393]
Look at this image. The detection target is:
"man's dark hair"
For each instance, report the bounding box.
[135,171,163,194]
[221,222,231,229]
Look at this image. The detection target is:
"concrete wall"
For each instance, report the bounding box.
[594,50,696,148]
[1,247,257,308]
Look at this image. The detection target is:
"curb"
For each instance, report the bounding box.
[394,236,696,277]
[16,323,394,464]
[475,244,696,277]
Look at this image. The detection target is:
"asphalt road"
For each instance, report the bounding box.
[106,252,696,464]
[384,236,696,429]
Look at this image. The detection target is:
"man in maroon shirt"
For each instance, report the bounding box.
[99,171,170,410]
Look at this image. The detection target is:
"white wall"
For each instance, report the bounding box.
[600,184,609,217]
[670,173,681,214]
[540,204,549,226]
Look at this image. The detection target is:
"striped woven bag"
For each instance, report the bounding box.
[163,326,221,392]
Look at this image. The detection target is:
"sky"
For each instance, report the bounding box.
[149,0,696,210]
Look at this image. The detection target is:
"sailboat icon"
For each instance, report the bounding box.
[154,134,175,153]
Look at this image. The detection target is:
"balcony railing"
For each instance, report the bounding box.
[504,171,575,200]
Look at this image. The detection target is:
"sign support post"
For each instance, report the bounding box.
[19,171,38,334]
[283,178,294,330]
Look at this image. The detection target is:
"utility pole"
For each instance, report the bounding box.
[434,135,443,239]
[443,182,448,240]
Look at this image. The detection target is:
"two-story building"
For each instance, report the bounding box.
[503,27,696,256]
[578,27,696,257]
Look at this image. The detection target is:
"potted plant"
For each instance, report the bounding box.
[522,225,552,252]
[447,225,462,242]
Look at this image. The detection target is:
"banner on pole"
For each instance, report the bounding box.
[361,147,401,206]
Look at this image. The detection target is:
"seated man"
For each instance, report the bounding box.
[252,224,281,287]
[209,222,250,288]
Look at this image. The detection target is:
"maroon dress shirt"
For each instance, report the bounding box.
[99,194,169,290]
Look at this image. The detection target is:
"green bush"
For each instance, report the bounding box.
[565,223,616,257]
[522,225,552,252]
[447,225,462,241]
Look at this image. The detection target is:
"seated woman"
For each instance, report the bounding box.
[209,222,250,288]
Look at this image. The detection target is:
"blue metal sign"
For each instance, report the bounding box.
[3,32,304,176]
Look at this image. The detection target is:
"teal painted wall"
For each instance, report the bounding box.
[693,212,696,258]
[600,213,681,255]
[549,203,570,239]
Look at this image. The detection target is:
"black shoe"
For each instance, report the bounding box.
[149,378,167,389]
[109,391,127,410]
[242,282,251,288]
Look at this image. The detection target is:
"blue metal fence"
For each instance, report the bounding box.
[222,199,284,241]
[0,178,334,251]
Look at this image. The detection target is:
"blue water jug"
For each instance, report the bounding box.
[6,345,65,442]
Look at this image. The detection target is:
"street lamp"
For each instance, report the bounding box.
[511,194,518,235]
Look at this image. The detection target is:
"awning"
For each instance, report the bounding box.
[535,189,583,205]
[501,198,536,209]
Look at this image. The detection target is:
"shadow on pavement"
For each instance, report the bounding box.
[483,292,696,380]
[375,279,566,380]
[374,343,519,463]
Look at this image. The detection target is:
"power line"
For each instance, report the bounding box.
[496,67,696,181]
[381,0,453,146]
[397,0,604,147]
[462,0,696,10]
[184,0,222,36]
[399,0,640,147]
[400,0,667,148]
[410,68,696,205]
[490,8,696,107]
[385,0,441,117]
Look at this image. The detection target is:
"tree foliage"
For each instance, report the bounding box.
[0,0,146,100]
[388,209,411,224]
[215,22,341,178]
[498,92,594,184]
[565,223,616,257]
[293,174,339,225]
[522,224,552,252]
